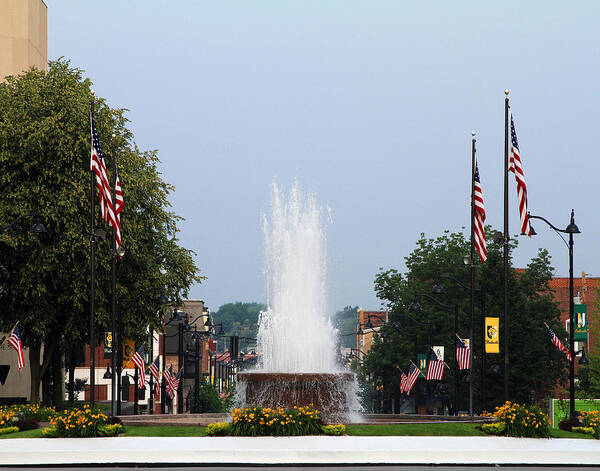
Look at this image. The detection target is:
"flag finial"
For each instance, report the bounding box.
[504,89,510,95]
[472,131,476,137]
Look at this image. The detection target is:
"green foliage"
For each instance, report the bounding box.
[49,405,109,437]
[367,228,566,413]
[322,424,346,435]
[481,422,506,435]
[0,59,202,403]
[186,378,228,413]
[206,422,232,436]
[212,302,265,340]
[0,427,19,435]
[231,406,323,436]
[97,423,124,437]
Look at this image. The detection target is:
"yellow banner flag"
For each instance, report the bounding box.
[485,317,500,354]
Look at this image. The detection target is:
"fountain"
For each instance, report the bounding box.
[236,182,359,423]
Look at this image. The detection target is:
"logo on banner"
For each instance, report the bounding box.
[485,317,500,353]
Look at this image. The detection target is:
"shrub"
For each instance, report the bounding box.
[322,424,346,436]
[580,411,600,439]
[481,422,506,435]
[231,405,323,436]
[0,427,19,435]
[559,416,582,432]
[206,422,232,436]
[490,401,550,438]
[49,405,109,438]
[187,379,227,413]
[97,424,124,437]
[15,417,39,431]
[572,426,595,435]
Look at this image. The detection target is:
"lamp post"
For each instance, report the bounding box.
[527,209,580,417]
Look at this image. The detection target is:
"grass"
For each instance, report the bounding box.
[0,423,594,439]
[553,399,600,427]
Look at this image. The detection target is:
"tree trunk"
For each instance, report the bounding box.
[29,340,57,403]
[29,342,42,403]
[52,347,64,409]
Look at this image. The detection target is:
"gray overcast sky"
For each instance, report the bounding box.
[46,1,600,312]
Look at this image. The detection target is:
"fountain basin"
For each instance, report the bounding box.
[237,372,356,424]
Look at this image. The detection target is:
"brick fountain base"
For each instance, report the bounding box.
[236,372,356,424]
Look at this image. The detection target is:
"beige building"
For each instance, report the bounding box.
[0,0,47,403]
[0,0,47,81]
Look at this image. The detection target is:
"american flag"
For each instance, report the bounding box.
[114,172,123,251]
[90,110,116,230]
[404,363,421,395]
[131,346,146,389]
[473,156,487,263]
[148,356,161,395]
[7,324,24,372]
[164,365,176,399]
[456,336,472,370]
[508,109,531,236]
[399,371,408,394]
[546,324,572,362]
[426,350,444,381]
[173,368,182,391]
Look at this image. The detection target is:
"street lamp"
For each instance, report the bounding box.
[527,209,580,418]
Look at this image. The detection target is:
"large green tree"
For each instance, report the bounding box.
[363,228,567,414]
[0,60,202,403]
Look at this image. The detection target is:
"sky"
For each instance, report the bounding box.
[46,1,600,313]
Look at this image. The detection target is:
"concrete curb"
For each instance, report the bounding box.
[1,436,600,466]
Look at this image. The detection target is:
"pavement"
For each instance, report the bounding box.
[1,436,600,466]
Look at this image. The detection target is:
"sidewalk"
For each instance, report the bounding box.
[1,436,599,466]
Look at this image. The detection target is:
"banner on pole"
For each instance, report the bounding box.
[485,317,500,353]
[574,304,588,341]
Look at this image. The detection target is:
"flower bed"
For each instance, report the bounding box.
[482,401,550,438]
[45,405,123,438]
[580,411,600,439]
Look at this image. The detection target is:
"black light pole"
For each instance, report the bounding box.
[178,321,185,414]
[528,210,580,417]
[503,89,510,404]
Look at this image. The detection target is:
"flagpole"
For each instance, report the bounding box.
[503,89,510,403]
[111,134,117,417]
[0,322,18,349]
[470,131,476,416]
[89,91,96,408]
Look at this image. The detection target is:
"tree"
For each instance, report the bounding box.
[333,305,359,349]
[0,60,202,404]
[364,228,567,413]
[577,298,600,398]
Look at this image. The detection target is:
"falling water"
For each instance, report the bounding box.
[257,181,339,373]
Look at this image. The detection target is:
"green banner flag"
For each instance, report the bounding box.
[574,304,588,341]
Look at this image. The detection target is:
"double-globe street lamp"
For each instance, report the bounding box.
[527,209,580,418]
